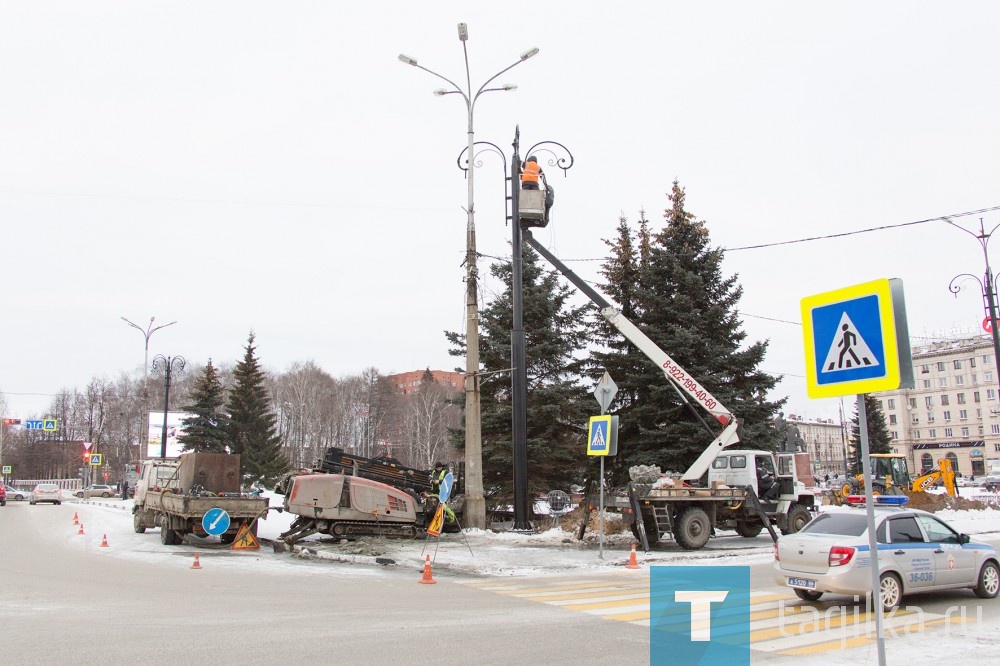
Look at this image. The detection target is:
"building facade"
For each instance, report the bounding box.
[872,335,1000,478]
[786,414,849,477]
[386,369,463,395]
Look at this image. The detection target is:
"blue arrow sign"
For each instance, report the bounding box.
[202,508,231,536]
[25,420,43,430]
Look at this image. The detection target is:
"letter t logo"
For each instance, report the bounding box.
[674,590,729,641]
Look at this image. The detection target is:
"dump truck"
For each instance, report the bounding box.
[523,230,816,550]
[132,453,269,545]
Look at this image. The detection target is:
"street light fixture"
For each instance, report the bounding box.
[945,217,1000,391]
[151,354,185,459]
[122,316,177,461]
[399,24,539,530]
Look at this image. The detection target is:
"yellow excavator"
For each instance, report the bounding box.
[835,454,957,503]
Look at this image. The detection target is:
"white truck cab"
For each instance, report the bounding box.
[133,459,180,506]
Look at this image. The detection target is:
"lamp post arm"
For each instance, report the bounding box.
[410,63,469,106]
[471,57,531,110]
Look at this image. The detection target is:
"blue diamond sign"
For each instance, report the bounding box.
[801,278,913,398]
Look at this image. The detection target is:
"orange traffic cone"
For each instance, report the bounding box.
[72,512,79,525]
[418,555,436,584]
[626,543,641,570]
[191,553,202,570]
[100,534,109,548]
[77,523,85,536]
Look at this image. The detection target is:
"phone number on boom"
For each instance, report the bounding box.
[662,360,718,410]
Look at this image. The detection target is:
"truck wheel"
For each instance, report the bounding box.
[782,504,811,535]
[133,513,146,534]
[160,525,178,546]
[675,507,711,550]
[735,521,763,538]
[220,533,236,545]
[630,514,659,544]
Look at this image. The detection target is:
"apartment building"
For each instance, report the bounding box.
[872,335,1000,478]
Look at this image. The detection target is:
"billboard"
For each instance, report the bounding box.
[147,412,193,458]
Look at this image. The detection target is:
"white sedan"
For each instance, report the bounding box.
[773,503,999,611]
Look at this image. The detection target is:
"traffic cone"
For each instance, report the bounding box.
[626,543,641,570]
[191,553,202,570]
[100,534,109,548]
[418,555,436,584]
[72,512,79,525]
[77,523,85,536]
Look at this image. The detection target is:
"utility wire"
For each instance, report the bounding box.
[724,204,1000,252]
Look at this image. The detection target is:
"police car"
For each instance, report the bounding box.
[773,496,999,611]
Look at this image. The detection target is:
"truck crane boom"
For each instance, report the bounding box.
[523,230,741,481]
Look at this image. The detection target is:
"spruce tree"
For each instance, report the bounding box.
[595,181,784,481]
[848,395,892,475]
[178,360,230,453]
[447,246,592,504]
[227,333,288,485]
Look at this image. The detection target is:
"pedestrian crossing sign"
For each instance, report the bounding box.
[801,278,913,398]
[587,415,619,456]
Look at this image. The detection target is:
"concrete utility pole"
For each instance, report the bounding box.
[399,24,538,529]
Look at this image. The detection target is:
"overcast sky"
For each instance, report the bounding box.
[2,2,998,425]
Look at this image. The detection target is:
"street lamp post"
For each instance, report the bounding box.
[399,24,539,530]
[151,355,185,459]
[945,217,1000,391]
[122,317,177,461]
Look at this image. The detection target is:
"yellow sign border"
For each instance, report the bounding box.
[587,415,612,456]
[801,278,901,398]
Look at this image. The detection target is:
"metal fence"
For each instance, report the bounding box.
[11,478,82,491]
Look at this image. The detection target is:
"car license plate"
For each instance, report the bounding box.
[788,577,816,589]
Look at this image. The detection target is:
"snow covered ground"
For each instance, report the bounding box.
[63,490,1000,665]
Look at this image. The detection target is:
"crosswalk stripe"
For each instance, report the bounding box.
[461,574,971,656]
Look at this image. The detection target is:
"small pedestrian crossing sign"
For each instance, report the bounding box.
[801,278,913,398]
[587,415,618,456]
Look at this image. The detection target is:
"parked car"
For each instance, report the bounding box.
[30,483,62,505]
[0,484,5,506]
[74,484,116,499]
[773,501,999,611]
[3,485,27,501]
[981,475,1000,492]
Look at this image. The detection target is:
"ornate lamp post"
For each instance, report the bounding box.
[122,316,177,461]
[945,217,1000,391]
[510,127,575,530]
[399,24,539,529]
[151,355,185,459]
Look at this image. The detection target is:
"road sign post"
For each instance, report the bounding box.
[591,371,619,559]
[800,278,914,666]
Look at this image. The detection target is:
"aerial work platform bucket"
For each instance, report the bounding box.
[519,188,548,228]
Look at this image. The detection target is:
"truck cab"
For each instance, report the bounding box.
[709,449,815,535]
[133,459,180,506]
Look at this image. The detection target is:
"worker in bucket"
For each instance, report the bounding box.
[520,155,542,189]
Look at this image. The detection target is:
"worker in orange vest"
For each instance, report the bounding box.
[520,155,542,190]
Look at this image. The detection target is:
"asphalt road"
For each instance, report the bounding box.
[0,501,650,665]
